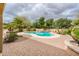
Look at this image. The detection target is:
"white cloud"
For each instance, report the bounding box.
[3,3,79,23]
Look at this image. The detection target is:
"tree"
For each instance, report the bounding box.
[71,19,79,26]
[11,16,31,32]
[55,18,72,29]
[38,17,45,28]
[33,21,40,28]
[46,18,54,29]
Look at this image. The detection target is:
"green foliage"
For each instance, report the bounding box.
[27,28,36,31]
[71,26,79,43]
[38,17,46,28]
[5,32,18,43]
[71,19,79,26]
[55,18,72,29]
[5,16,31,32]
[33,17,46,28]
[33,21,40,28]
[4,16,78,36]
[3,23,8,29]
[46,19,54,28]
[33,17,54,29]
[12,16,27,32]
[4,16,73,31]
[58,29,71,35]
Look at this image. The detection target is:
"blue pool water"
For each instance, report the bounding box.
[26,32,54,36]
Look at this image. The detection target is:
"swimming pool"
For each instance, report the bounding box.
[26,32,54,37]
[17,32,60,39]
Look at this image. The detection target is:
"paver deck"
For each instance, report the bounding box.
[3,35,79,56]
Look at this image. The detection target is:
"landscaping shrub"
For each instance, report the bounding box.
[66,29,71,35]
[26,27,36,31]
[58,29,71,35]
[71,26,79,44]
[30,28,36,31]
[4,32,18,43]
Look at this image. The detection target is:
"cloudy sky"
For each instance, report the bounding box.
[3,3,79,23]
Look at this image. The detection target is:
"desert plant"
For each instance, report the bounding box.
[71,26,79,44]
[4,32,18,43]
[58,29,71,35]
[71,19,79,26]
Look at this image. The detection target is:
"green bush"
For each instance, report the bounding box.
[58,29,71,35]
[27,27,36,31]
[5,32,18,43]
[66,29,71,35]
[71,26,79,44]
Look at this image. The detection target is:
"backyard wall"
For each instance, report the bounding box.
[0,3,4,53]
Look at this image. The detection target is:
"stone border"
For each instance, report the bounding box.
[65,39,79,54]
